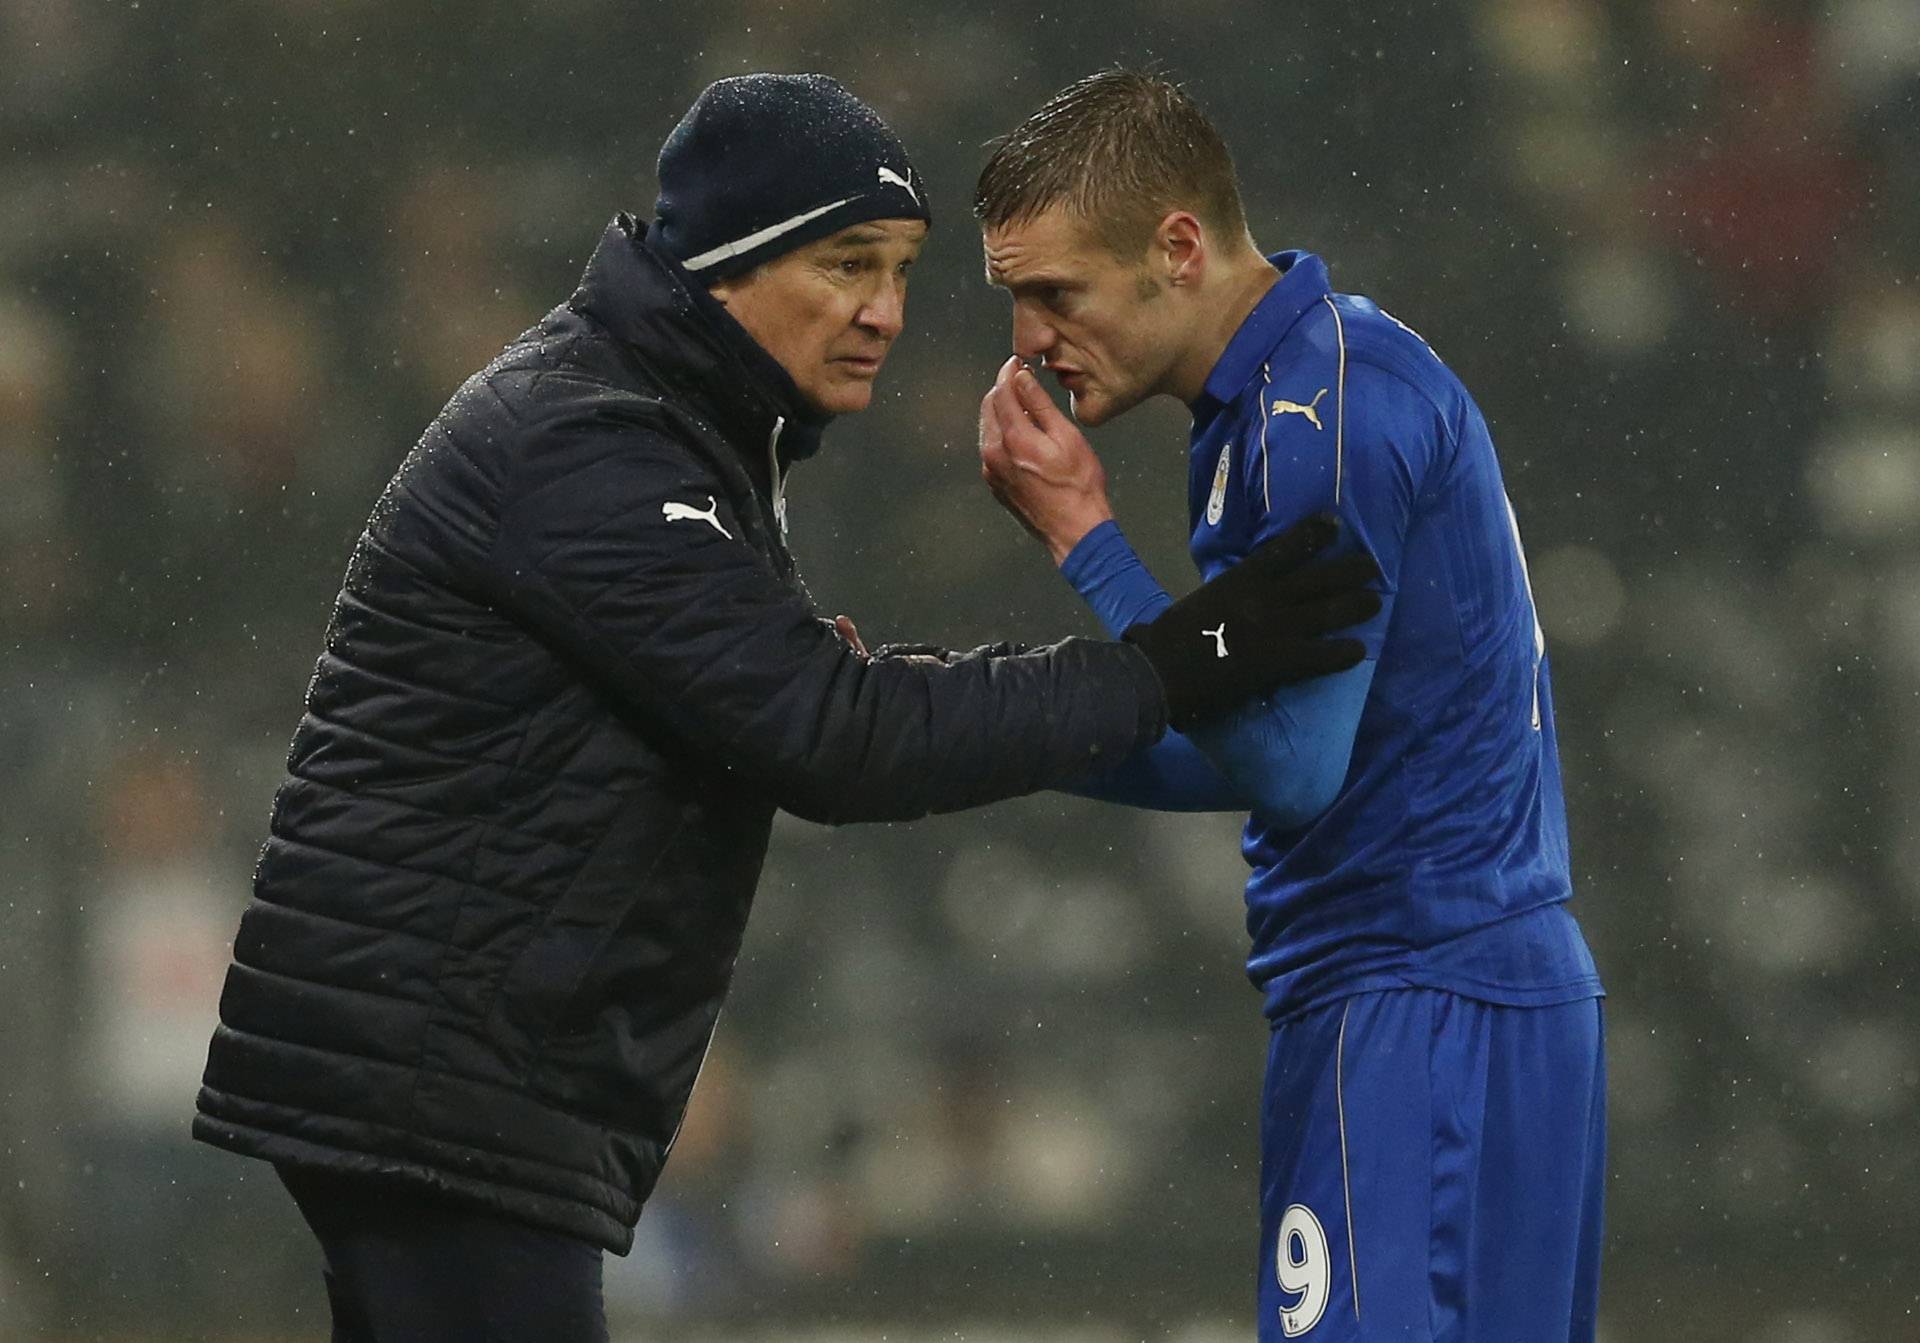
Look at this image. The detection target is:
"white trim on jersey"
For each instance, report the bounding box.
[1336,999,1361,1323]
[1322,296,1349,506]
[1258,362,1276,512]
[682,196,856,272]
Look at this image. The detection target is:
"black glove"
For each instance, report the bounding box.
[1123,514,1380,731]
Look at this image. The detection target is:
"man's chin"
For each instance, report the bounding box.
[1068,388,1116,427]
[808,380,876,417]
[1069,379,1149,427]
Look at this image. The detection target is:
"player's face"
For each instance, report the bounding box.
[982,206,1178,427]
[709,219,928,417]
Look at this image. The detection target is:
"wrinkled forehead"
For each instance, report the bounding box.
[820,217,929,251]
[981,206,1097,285]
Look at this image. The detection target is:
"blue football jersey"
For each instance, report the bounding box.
[1188,252,1602,1021]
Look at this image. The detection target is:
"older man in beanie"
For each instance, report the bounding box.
[192,74,1377,1337]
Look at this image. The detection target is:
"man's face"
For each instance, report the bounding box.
[982,206,1177,427]
[709,218,928,417]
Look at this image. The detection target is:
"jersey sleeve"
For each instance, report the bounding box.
[1057,729,1254,812]
[1184,662,1376,827]
[1243,350,1451,658]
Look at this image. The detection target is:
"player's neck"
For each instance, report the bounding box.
[1172,248,1281,405]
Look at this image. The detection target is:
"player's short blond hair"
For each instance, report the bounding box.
[974,68,1249,261]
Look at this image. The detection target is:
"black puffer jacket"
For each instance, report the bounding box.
[193,216,1167,1253]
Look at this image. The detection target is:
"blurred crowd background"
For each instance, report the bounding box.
[2,0,1916,1339]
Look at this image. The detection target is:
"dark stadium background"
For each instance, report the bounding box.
[2,0,1915,1338]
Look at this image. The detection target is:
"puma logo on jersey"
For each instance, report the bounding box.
[1203,623,1229,658]
[662,496,732,539]
[1273,387,1329,431]
[877,166,919,206]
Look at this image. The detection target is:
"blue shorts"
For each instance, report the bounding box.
[1258,989,1605,1341]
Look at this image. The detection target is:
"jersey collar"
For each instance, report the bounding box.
[1191,250,1331,428]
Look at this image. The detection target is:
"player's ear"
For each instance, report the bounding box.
[1156,210,1205,288]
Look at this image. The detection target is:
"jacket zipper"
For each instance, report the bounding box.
[767,415,789,539]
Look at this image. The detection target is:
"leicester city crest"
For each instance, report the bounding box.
[1205,441,1232,526]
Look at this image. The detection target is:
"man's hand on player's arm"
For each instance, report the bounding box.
[978,356,1113,564]
[1126,519,1380,729]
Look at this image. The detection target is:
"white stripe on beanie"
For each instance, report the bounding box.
[681,196,856,272]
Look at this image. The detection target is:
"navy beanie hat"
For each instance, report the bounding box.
[654,74,931,280]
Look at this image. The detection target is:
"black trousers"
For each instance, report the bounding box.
[277,1165,610,1343]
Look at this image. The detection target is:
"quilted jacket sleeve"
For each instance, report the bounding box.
[490,402,1167,825]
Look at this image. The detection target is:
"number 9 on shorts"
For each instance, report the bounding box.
[1276,1203,1331,1336]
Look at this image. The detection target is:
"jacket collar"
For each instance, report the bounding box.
[1190,250,1332,430]
[568,214,829,470]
